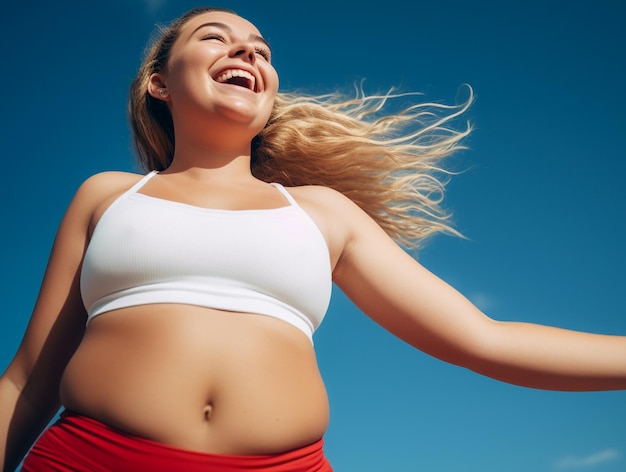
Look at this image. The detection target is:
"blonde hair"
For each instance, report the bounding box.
[254,89,472,247]
[129,8,472,248]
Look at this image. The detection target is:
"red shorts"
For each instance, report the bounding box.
[22,410,333,471]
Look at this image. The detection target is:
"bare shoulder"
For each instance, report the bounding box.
[286,185,360,215]
[72,171,143,209]
[283,185,378,269]
[288,184,383,234]
[284,185,367,231]
[77,171,145,199]
[71,171,146,235]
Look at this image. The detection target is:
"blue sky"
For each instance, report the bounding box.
[1,0,625,471]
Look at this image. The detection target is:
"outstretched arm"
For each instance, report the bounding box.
[330,190,626,391]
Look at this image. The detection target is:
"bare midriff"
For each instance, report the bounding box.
[59,304,329,455]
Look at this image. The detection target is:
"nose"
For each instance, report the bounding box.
[229,40,256,64]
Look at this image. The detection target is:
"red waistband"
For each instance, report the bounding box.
[22,410,333,471]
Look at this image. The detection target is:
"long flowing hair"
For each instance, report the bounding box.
[128,8,473,248]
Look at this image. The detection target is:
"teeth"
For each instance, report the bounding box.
[215,69,256,91]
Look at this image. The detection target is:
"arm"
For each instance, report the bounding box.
[0,172,139,471]
[330,191,626,392]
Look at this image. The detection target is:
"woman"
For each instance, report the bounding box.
[1,6,625,471]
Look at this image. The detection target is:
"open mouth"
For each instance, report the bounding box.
[214,69,257,92]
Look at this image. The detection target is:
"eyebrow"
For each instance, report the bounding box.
[190,22,271,51]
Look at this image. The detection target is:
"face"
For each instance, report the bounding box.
[151,11,279,135]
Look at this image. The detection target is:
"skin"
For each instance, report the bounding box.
[1,10,626,471]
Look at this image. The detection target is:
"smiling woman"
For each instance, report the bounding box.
[1,5,626,472]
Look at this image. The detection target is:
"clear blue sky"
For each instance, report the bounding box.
[1,1,625,471]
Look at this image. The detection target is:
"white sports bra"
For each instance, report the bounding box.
[80,171,332,341]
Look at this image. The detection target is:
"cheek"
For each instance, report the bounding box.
[264,66,279,94]
[272,72,280,92]
[167,70,210,102]
[166,49,216,88]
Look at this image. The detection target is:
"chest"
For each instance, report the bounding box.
[83,193,331,293]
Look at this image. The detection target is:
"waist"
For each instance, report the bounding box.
[23,410,333,472]
[60,304,330,455]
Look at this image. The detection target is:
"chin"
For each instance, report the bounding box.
[216,101,270,127]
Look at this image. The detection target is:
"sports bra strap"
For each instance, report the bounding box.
[127,171,158,194]
[270,183,298,207]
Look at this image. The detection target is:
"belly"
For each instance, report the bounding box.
[59,304,329,455]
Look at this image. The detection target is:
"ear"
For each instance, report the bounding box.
[148,73,170,101]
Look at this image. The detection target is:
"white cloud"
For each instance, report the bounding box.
[555,449,621,470]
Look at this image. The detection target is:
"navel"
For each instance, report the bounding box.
[203,403,214,422]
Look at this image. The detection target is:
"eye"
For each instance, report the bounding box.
[255,47,271,61]
[201,32,226,43]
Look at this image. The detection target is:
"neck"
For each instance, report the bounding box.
[164,138,256,183]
